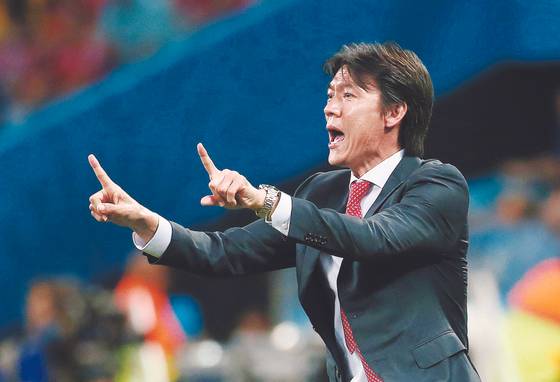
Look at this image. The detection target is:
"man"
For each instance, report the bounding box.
[89,42,479,381]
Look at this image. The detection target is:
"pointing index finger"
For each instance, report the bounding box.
[197,143,219,179]
[88,154,114,188]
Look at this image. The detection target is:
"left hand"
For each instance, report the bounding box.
[88,154,159,242]
[197,143,265,210]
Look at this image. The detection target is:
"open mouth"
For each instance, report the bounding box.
[328,126,345,147]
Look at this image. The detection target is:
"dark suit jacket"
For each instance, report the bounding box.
[147,156,480,382]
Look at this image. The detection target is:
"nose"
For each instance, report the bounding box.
[324,98,341,119]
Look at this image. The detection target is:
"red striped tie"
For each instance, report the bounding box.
[341,180,383,382]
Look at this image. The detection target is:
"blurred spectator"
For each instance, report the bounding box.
[115,254,187,354]
[0,0,257,127]
[4,278,130,382]
[0,0,115,124]
[469,167,560,302]
[114,254,187,381]
[225,310,326,382]
[540,186,560,234]
[18,280,79,382]
[505,258,560,382]
[49,0,115,94]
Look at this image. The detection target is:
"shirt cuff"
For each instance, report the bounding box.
[266,192,291,236]
[132,215,172,258]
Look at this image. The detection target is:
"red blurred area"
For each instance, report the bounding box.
[0,0,255,123]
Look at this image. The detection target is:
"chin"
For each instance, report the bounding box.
[328,152,346,168]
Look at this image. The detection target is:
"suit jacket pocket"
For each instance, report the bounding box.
[411,330,466,369]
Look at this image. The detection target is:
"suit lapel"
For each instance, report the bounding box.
[364,156,421,218]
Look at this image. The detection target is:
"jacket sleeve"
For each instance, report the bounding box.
[146,218,296,277]
[287,163,469,261]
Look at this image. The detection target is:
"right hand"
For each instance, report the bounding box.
[88,154,158,242]
[197,143,265,210]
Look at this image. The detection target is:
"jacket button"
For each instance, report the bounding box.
[352,313,358,319]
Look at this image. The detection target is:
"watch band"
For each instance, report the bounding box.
[255,184,280,219]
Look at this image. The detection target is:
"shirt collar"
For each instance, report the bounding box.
[350,149,405,188]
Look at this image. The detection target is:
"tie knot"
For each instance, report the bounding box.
[350,180,372,199]
[345,180,372,217]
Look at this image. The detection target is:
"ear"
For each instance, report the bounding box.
[384,103,407,128]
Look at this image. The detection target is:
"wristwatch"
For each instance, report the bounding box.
[255,184,281,219]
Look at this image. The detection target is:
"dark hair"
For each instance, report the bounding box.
[323,42,434,157]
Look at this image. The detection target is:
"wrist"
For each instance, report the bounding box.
[133,208,159,243]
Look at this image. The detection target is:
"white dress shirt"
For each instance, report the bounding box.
[133,150,404,381]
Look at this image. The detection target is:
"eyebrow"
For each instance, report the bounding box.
[327,81,357,92]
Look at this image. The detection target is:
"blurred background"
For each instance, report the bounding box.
[0,0,558,381]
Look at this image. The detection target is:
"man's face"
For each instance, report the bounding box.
[324,67,388,176]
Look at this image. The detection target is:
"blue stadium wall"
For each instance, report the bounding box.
[0,0,559,327]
